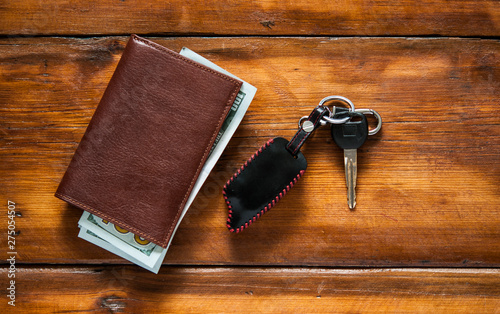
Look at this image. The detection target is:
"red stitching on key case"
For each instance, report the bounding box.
[286,129,301,152]
[222,139,275,232]
[223,138,306,233]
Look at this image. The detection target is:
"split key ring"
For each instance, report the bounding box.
[354,108,382,135]
[318,95,382,135]
[319,95,355,125]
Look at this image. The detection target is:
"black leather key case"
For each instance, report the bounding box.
[223,137,307,233]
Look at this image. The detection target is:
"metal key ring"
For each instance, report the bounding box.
[319,96,355,125]
[355,109,382,135]
[297,116,309,129]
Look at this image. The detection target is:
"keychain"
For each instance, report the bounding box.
[222,96,382,233]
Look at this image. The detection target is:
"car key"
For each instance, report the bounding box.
[331,111,368,209]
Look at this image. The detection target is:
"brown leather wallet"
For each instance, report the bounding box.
[55,35,242,248]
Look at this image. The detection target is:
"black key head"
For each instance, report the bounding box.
[331,112,368,150]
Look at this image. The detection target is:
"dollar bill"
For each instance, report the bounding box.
[78,211,166,266]
[209,90,246,157]
[78,227,164,274]
[177,47,257,223]
[78,48,257,273]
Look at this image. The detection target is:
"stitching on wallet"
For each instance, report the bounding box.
[223,139,306,233]
[163,81,240,244]
[54,192,156,245]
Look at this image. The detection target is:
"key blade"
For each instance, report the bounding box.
[344,149,357,209]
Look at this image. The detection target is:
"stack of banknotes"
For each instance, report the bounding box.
[78,48,257,273]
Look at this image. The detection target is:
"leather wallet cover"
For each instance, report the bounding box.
[55,35,242,248]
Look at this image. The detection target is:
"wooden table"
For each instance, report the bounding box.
[1,1,499,312]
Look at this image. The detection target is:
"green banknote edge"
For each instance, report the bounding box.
[86,213,155,257]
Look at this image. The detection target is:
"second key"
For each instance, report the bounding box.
[331,111,368,209]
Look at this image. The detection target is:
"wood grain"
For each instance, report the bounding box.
[1,36,498,266]
[4,266,500,312]
[1,0,498,311]
[0,0,499,37]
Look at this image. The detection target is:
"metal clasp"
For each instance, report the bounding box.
[318,95,355,125]
[297,96,382,136]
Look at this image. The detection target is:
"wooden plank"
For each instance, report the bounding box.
[3,266,499,312]
[0,36,499,266]
[0,0,499,37]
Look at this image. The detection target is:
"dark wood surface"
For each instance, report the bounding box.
[3,266,500,313]
[1,0,499,36]
[1,1,499,312]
